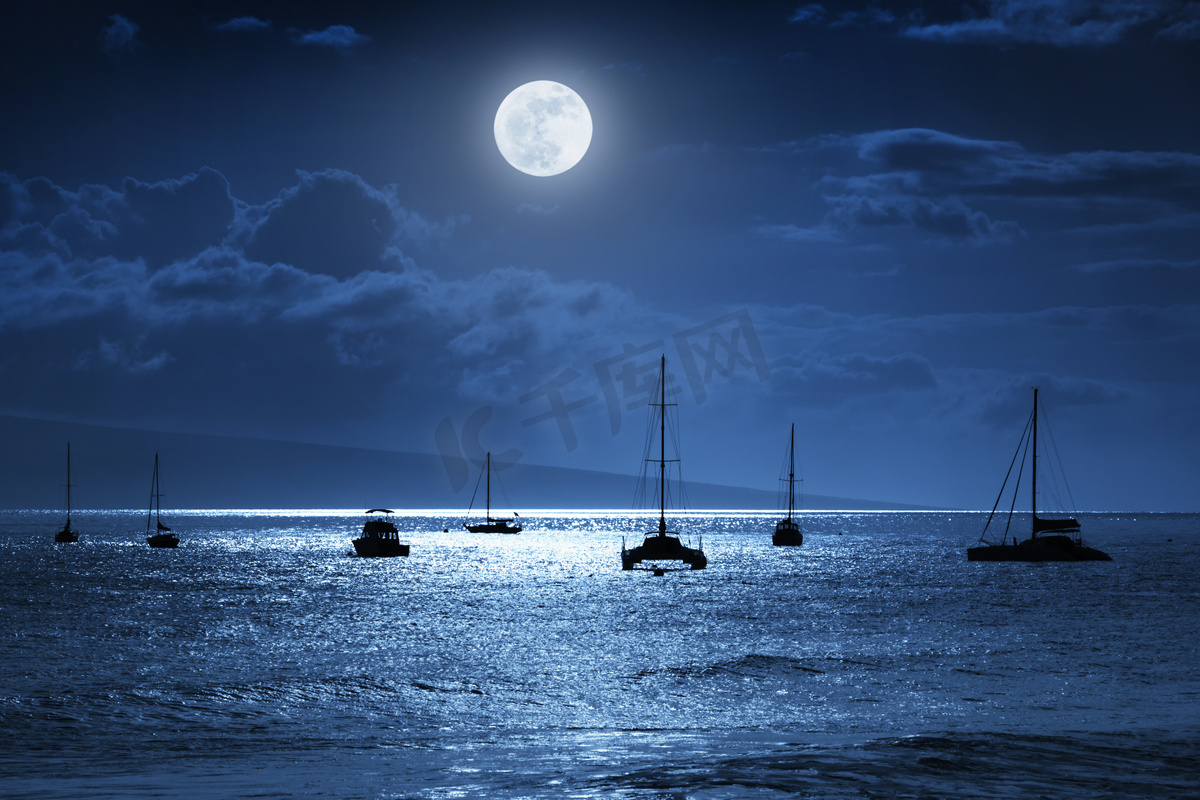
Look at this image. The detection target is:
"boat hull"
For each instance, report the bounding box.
[773,520,802,547]
[54,524,78,543]
[463,522,522,534]
[968,535,1111,562]
[146,533,178,548]
[622,533,706,570]
[352,534,410,557]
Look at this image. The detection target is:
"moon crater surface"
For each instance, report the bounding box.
[494,81,592,177]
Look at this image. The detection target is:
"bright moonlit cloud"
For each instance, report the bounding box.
[494,81,593,177]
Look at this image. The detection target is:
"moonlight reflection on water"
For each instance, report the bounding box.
[0,510,1196,798]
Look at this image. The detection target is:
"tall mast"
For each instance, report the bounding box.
[788,423,795,521]
[65,442,72,525]
[1031,387,1038,536]
[658,355,667,534]
[485,452,491,519]
[146,453,162,533]
[147,455,154,534]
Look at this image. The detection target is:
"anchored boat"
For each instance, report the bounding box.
[621,355,706,571]
[145,453,178,548]
[772,423,803,547]
[463,452,522,534]
[53,442,79,543]
[352,509,410,557]
[967,387,1111,562]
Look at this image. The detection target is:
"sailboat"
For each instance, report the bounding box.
[352,509,410,557]
[772,423,803,546]
[621,355,707,571]
[967,387,1111,562]
[463,452,522,534]
[145,453,179,548]
[53,442,78,543]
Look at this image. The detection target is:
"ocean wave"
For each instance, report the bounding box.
[595,730,1200,799]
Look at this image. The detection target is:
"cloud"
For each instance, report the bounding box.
[242,170,400,279]
[789,2,897,28]
[760,128,1200,245]
[905,0,1164,46]
[214,17,273,33]
[101,14,141,56]
[789,4,828,24]
[73,337,172,374]
[977,373,1131,429]
[810,352,937,392]
[1157,2,1200,38]
[756,222,843,243]
[146,248,327,323]
[773,351,938,404]
[289,25,371,51]
[852,128,1025,175]
[789,0,1188,46]
[0,167,648,440]
[2,168,236,269]
[820,174,1023,241]
[1072,258,1200,272]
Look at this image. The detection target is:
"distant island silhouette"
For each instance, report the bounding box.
[0,414,937,511]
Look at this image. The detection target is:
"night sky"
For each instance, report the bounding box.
[3,1,1198,511]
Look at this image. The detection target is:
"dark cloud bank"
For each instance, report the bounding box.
[2,121,1198,509]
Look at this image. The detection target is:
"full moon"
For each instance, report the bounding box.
[494,81,592,177]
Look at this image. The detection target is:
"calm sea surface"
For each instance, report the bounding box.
[1,510,1197,799]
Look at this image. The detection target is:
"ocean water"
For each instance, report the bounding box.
[1,510,1197,799]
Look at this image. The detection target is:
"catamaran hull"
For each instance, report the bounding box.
[621,534,706,570]
[621,551,707,570]
[968,536,1111,562]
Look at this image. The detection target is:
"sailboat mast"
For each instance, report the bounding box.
[1031,387,1038,537]
[65,442,72,525]
[658,355,667,534]
[147,455,155,534]
[154,454,161,528]
[485,452,491,519]
[788,423,795,520]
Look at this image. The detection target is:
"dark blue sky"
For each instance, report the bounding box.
[2,1,1198,510]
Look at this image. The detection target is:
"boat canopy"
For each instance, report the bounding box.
[365,508,394,515]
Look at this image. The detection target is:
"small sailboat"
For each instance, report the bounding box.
[463,452,522,534]
[53,442,78,543]
[967,387,1111,562]
[145,453,179,548]
[352,509,410,557]
[772,423,803,547]
[621,355,707,571]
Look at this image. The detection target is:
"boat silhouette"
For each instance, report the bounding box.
[352,509,410,557]
[621,355,706,571]
[772,423,803,547]
[145,453,178,548]
[463,452,522,534]
[53,442,78,543]
[968,387,1111,562]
